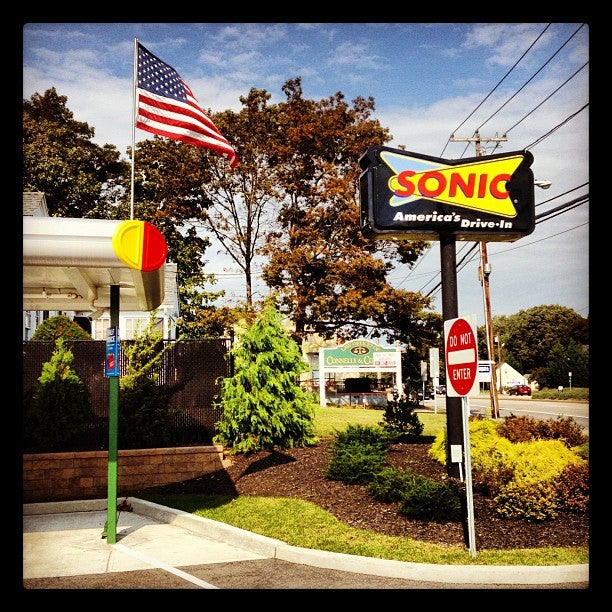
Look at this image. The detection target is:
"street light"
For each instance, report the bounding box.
[534,179,552,189]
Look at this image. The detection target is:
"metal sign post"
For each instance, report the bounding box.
[462,395,477,558]
[445,315,478,556]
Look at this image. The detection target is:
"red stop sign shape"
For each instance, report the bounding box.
[445,318,478,396]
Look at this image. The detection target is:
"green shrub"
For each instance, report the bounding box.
[398,477,463,523]
[366,467,418,502]
[118,379,173,449]
[367,465,463,523]
[118,313,176,449]
[332,424,392,448]
[214,302,318,453]
[326,442,388,484]
[326,425,392,484]
[574,441,589,459]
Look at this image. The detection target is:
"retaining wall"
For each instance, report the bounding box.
[22,446,225,503]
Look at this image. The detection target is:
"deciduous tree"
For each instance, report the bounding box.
[491,305,589,386]
[23,88,129,218]
[260,78,435,345]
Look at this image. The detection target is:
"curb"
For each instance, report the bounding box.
[24,499,589,586]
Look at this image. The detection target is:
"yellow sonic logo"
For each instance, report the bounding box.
[381,151,524,218]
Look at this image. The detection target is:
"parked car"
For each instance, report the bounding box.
[416,387,434,401]
[435,385,446,396]
[508,384,531,396]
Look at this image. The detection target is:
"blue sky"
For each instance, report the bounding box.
[22,22,589,326]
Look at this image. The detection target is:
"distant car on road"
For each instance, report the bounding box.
[417,388,434,401]
[508,384,531,396]
[435,385,446,396]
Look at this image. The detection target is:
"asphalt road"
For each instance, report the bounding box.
[423,396,589,434]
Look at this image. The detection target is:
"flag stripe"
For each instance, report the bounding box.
[137,114,238,159]
[138,90,229,143]
[136,42,238,168]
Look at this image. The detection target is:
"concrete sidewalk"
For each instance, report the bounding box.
[22,498,589,590]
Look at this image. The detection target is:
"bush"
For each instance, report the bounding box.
[553,462,589,513]
[325,443,388,484]
[326,425,391,484]
[214,302,318,453]
[118,379,173,449]
[398,477,463,523]
[118,313,176,449]
[332,424,393,448]
[496,414,588,448]
[490,439,587,521]
[328,425,463,522]
[494,479,560,521]
[428,416,589,520]
[367,466,463,523]
[366,467,413,502]
[31,314,92,340]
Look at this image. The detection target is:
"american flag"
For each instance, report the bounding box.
[136,42,238,168]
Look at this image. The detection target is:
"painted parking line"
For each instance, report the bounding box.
[112,543,220,589]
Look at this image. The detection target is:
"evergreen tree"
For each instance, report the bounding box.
[214,301,318,453]
[381,391,424,440]
[24,338,93,451]
[119,314,176,448]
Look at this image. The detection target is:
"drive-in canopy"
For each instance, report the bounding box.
[23,216,169,316]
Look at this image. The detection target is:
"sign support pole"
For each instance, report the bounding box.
[103,284,120,543]
[440,235,464,479]
[462,396,477,557]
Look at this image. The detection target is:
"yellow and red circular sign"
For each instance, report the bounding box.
[112,220,168,272]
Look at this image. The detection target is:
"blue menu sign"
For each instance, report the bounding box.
[105,326,120,377]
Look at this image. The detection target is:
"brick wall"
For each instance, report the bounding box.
[23,446,225,503]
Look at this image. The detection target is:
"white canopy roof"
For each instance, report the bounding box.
[23,216,170,315]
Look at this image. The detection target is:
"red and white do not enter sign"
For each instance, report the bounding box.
[444,317,479,397]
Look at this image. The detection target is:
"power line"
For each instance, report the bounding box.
[535,194,589,223]
[422,199,588,300]
[475,24,587,134]
[525,103,589,150]
[503,62,589,136]
[439,23,552,159]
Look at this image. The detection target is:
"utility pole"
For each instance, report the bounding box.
[478,243,500,418]
[450,131,505,419]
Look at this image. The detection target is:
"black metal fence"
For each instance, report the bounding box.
[23,338,232,450]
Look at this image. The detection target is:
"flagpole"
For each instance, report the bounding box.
[130,38,138,220]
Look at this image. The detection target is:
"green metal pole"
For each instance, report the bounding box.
[105,285,120,543]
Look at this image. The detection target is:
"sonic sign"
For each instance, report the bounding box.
[359,146,536,242]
